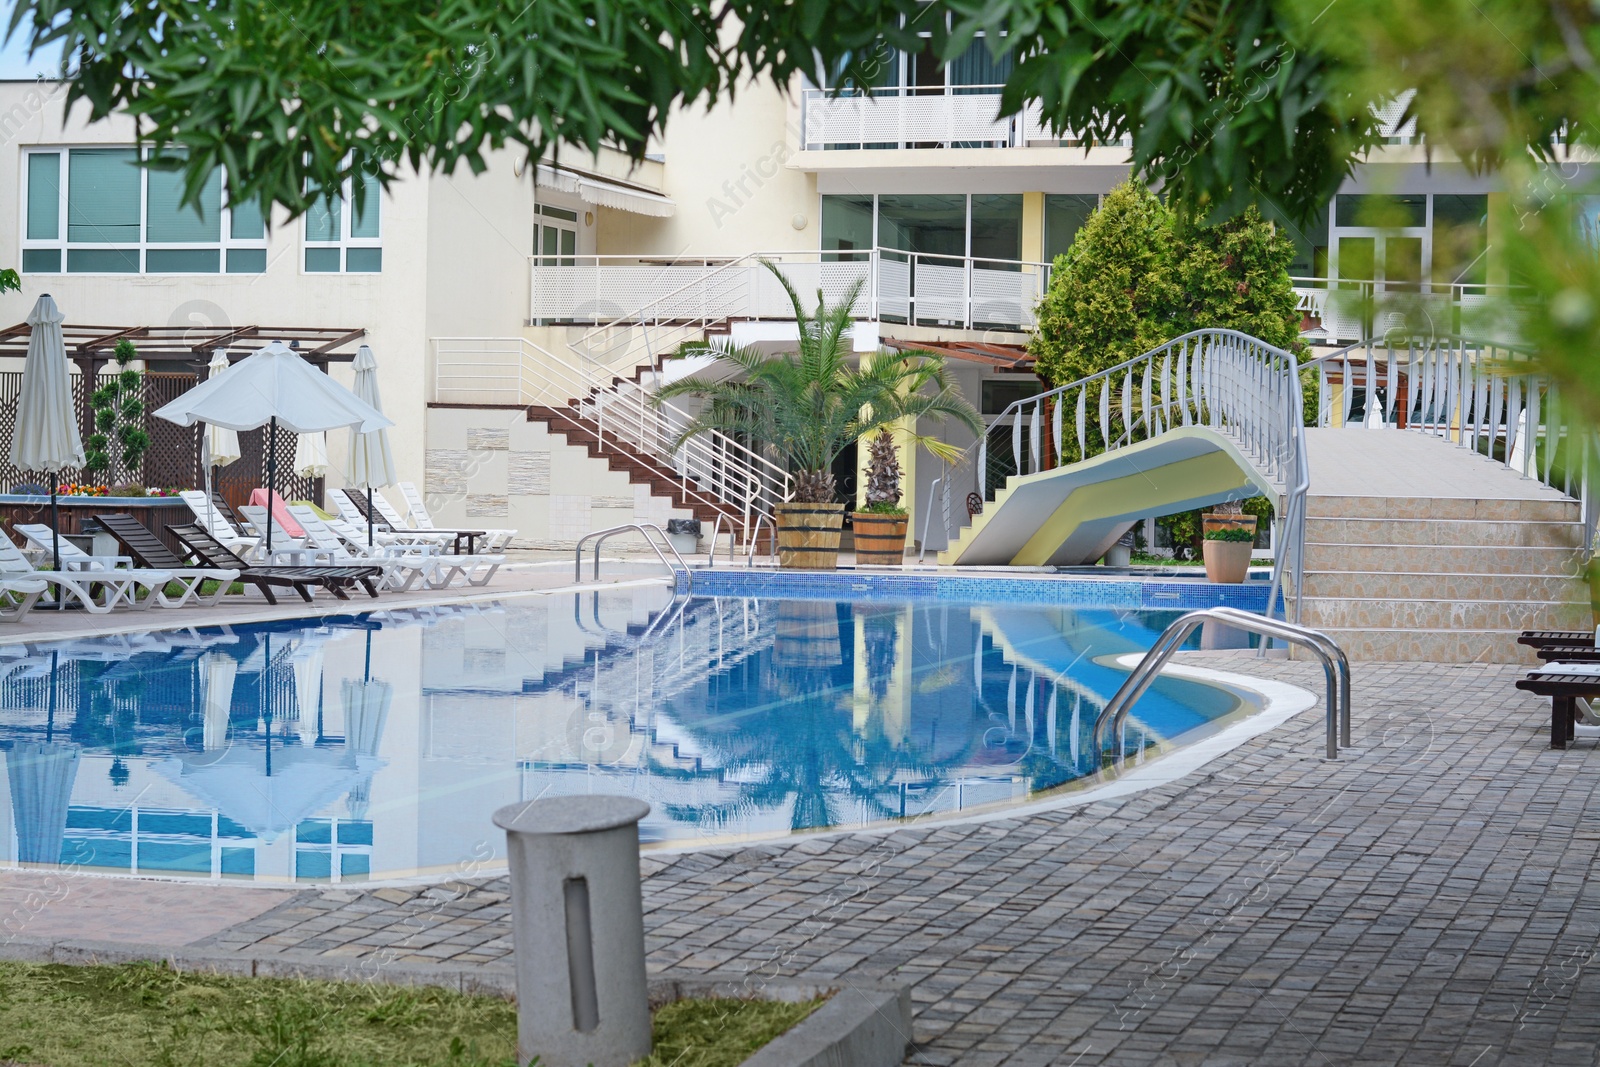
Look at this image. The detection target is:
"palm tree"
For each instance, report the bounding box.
[654,260,984,503]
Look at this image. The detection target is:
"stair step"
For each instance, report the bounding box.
[1303,542,1582,575]
[1306,494,1580,522]
[1312,628,1544,664]
[1304,516,1584,549]
[1300,596,1587,631]
[1299,570,1584,602]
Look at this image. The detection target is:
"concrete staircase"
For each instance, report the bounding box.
[1297,495,1587,663]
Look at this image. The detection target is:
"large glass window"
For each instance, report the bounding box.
[1431,194,1489,286]
[1043,194,1097,263]
[21,147,268,275]
[969,194,1022,263]
[949,37,1014,93]
[821,195,874,257]
[303,170,383,273]
[878,194,966,258]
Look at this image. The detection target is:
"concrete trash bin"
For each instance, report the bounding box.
[492,795,653,1067]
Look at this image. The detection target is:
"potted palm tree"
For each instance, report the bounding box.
[656,261,981,569]
[854,430,910,565]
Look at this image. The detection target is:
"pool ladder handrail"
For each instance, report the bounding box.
[745,514,773,567]
[1091,607,1351,762]
[706,516,737,568]
[575,523,693,591]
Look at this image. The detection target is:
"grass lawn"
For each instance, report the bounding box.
[0,962,822,1067]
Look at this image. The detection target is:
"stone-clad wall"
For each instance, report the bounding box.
[424,406,693,549]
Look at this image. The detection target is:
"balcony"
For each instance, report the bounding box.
[529,250,1053,333]
[1293,277,1528,344]
[799,88,1132,152]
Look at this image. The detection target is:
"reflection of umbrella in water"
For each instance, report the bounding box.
[200,652,237,751]
[341,629,391,821]
[5,741,81,865]
[157,628,381,842]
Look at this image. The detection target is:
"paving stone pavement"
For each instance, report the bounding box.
[190,654,1600,1065]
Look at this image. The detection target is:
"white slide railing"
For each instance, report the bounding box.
[531,249,1052,334]
[980,329,1310,623]
[431,336,793,531]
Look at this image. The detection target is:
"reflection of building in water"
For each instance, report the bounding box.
[0,591,1241,882]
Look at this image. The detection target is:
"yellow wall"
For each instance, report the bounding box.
[1021,192,1045,264]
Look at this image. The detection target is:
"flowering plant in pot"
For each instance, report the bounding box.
[654,261,981,569]
[1201,501,1257,583]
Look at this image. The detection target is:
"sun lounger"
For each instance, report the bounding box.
[168,523,383,604]
[360,487,485,554]
[179,490,261,554]
[294,506,505,589]
[399,481,515,550]
[238,505,321,563]
[14,521,226,609]
[1515,662,1600,748]
[285,505,447,591]
[94,515,242,607]
[0,536,171,613]
[1518,630,1594,649]
[0,578,47,622]
[336,489,454,548]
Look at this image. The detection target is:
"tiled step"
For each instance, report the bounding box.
[1303,542,1583,575]
[1306,495,1580,522]
[1312,628,1545,664]
[1300,596,1588,631]
[1299,570,1584,602]
[1304,517,1584,549]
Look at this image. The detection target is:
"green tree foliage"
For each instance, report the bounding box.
[1030,189,1307,388]
[1175,206,1308,358]
[0,269,18,294]
[1029,181,1182,388]
[84,338,149,484]
[655,262,983,503]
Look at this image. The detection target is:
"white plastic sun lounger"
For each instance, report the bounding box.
[321,513,505,588]
[398,481,516,550]
[0,537,171,613]
[179,490,261,554]
[0,578,47,622]
[15,522,238,609]
[335,489,453,548]
[286,506,440,591]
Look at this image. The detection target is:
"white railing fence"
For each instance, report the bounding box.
[1309,335,1597,544]
[1292,276,1530,344]
[979,329,1310,623]
[431,337,793,531]
[531,249,1052,334]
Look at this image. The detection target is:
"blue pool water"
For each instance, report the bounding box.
[0,588,1257,883]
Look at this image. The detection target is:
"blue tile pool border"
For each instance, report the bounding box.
[676,569,1280,613]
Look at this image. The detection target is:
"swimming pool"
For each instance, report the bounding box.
[0,585,1266,884]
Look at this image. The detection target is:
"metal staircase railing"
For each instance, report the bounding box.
[432,336,793,533]
[978,329,1311,623]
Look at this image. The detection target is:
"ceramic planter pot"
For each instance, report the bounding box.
[775,501,844,569]
[1201,513,1258,540]
[1202,539,1254,583]
[851,512,909,566]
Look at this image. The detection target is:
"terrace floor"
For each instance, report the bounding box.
[3,652,1596,1065]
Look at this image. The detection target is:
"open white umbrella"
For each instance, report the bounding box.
[201,350,242,542]
[10,294,86,571]
[346,345,398,546]
[155,340,392,551]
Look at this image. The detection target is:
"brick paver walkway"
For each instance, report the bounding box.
[158,657,1600,1062]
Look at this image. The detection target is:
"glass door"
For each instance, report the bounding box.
[535,204,578,266]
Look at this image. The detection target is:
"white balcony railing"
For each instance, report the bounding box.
[531,249,1053,333]
[799,87,1133,151]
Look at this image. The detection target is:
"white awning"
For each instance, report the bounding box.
[535,164,675,218]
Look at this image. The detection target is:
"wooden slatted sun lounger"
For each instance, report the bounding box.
[94,515,242,606]
[1515,667,1600,749]
[1518,630,1594,649]
[169,523,383,604]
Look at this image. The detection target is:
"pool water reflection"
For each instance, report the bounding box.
[0,588,1251,884]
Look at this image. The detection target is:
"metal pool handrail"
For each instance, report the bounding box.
[1091,607,1351,762]
[745,514,773,567]
[706,515,736,568]
[575,523,692,589]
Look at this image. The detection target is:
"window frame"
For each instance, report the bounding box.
[301,173,384,275]
[19,145,269,277]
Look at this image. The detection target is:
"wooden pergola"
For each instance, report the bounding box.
[884,337,1034,372]
[0,323,367,369]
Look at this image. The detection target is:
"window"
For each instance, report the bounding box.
[304,171,382,273]
[21,148,268,275]
[1043,194,1097,263]
[534,203,577,266]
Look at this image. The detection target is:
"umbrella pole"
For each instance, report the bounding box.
[367,488,374,548]
[265,417,277,554]
[49,473,60,572]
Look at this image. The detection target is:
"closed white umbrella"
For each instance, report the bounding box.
[346,345,399,546]
[201,350,242,540]
[341,629,390,820]
[155,340,392,551]
[10,294,86,571]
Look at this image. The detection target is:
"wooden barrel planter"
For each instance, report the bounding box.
[851,512,909,566]
[775,502,844,570]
